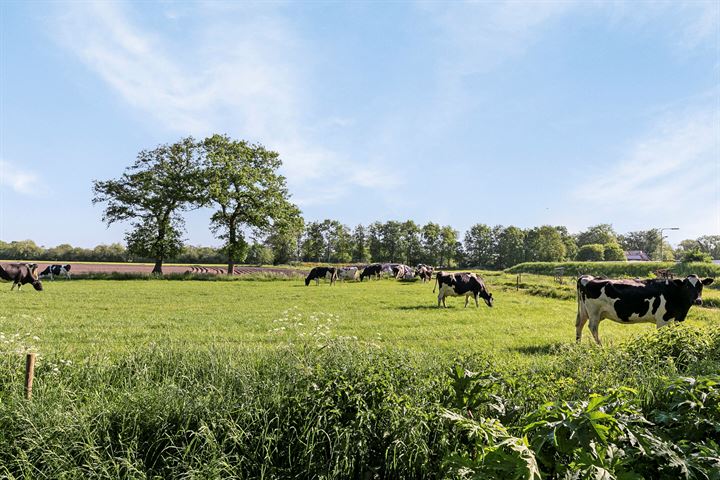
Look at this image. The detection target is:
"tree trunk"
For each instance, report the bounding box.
[152,259,163,275]
[227,222,236,275]
[153,213,168,275]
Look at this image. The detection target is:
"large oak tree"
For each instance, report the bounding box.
[202,134,301,274]
[92,137,203,274]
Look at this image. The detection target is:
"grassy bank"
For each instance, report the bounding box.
[506,261,720,278]
[1,327,719,478]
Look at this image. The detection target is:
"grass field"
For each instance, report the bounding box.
[1,273,719,478]
[2,271,717,362]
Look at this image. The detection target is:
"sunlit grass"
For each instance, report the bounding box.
[1,272,716,365]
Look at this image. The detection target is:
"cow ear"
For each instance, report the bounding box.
[673,279,684,287]
[702,278,714,286]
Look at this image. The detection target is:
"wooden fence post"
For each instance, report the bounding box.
[516,274,520,291]
[25,353,36,400]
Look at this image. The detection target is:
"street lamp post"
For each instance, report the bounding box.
[658,227,679,261]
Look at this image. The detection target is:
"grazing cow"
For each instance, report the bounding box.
[415,264,434,283]
[360,264,383,281]
[338,266,359,282]
[576,274,714,345]
[394,264,414,280]
[305,267,338,286]
[433,271,494,308]
[384,263,400,278]
[0,263,43,291]
[39,264,72,280]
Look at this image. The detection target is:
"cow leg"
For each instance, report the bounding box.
[464,295,469,308]
[588,319,602,345]
[437,294,443,308]
[575,312,588,343]
[474,293,479,308]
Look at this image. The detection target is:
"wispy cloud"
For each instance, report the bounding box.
[571,104,720,238]
[418,0,717,128]
[0,160,41,196]
[424,1,575,76]
[53,2,301,136]
[51,1,397,206]
[676,1,720,50]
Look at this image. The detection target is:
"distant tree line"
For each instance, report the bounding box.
[3,228,715,269]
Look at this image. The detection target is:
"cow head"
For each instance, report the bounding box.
[675,275,714,305]
[304,274,312,286]
[474,278,494,307]
[32,279,43,291]
[484,292,494,307]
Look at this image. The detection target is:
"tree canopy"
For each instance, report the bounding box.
[92,137,204,273]
[202,134,301,274]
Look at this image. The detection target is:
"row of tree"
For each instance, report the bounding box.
[260,221,716,268]
[3,228,716,270]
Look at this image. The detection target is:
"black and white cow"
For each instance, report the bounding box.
[39,264,71,280]
[337,266,359,282]
[360,264,383,281]
[305,267,338,286]
[433,271,494,308]
[576,274,714,345]
[415,264,434,283]
[385,263,401,278]
[0,263,43,291]
[394,264,414,280]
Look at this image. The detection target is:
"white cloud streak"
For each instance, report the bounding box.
[51,1,398,206]
[0,160,41,196]
[571,105,720,238]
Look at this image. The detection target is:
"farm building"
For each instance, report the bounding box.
[625,250,651,261]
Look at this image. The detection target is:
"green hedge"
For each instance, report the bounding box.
[505,261,720,278]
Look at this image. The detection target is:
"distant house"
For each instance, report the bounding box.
[713,259,720,265]
[625,250,651,261]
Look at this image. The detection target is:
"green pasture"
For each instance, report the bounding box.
[1,271,717,363]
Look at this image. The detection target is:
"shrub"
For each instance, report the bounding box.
[576,244,604,261]
[603,242,626,261]
[679,248,713,264]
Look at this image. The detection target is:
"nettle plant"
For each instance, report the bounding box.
[441,363,720,479]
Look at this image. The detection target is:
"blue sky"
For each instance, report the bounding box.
[1,1,718,248]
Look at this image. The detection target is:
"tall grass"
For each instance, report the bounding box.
[1,325,719,478]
